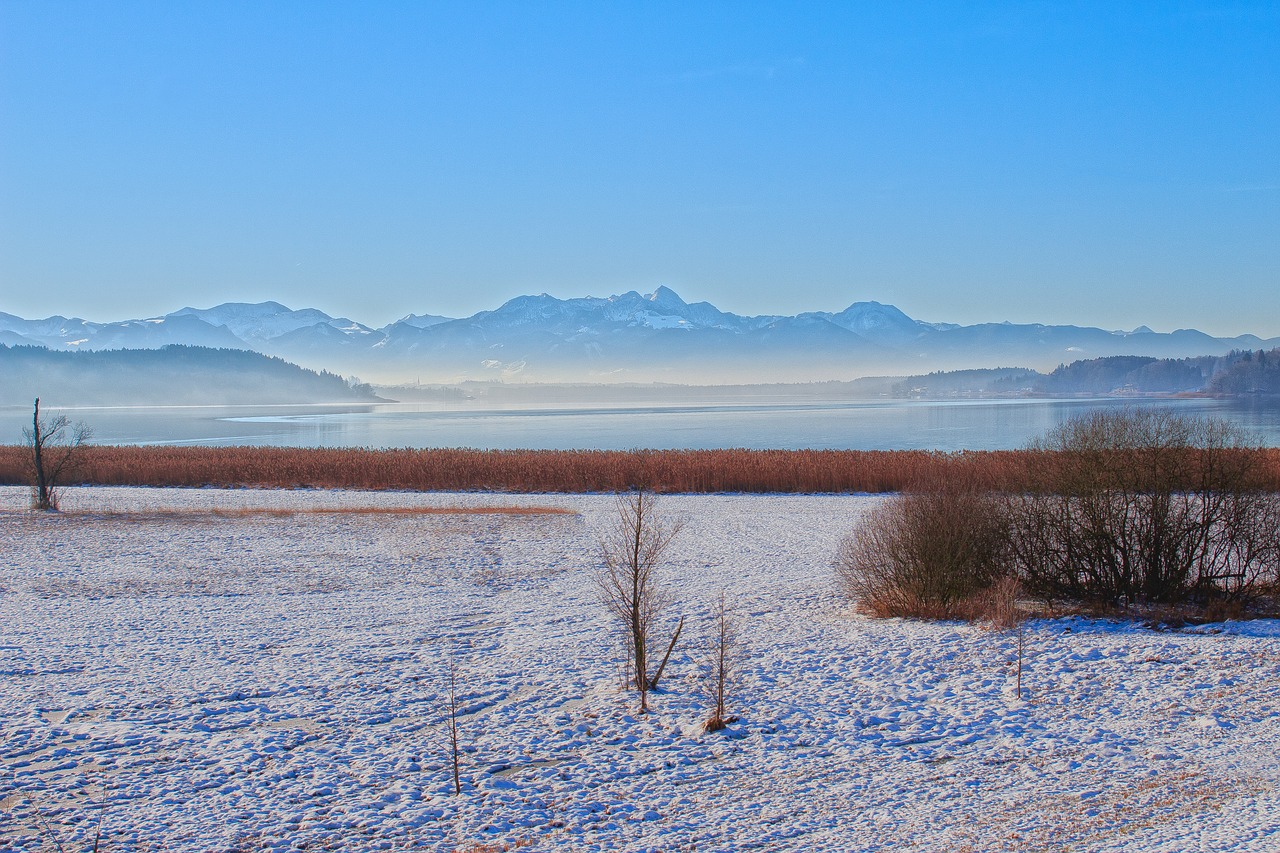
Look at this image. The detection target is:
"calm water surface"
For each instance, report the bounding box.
[4,397,1280,451]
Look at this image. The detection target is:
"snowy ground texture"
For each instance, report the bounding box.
[2,486,1279,852]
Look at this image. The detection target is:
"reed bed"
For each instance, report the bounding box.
[1,445,1278,494]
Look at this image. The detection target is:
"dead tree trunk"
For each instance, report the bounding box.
[24,398,90,512]
[31,398,49,510]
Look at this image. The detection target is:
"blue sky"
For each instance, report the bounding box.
[1,1,1277,335]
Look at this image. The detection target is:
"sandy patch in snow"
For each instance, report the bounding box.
[1,486,1278,851]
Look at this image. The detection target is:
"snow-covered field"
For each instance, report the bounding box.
[2,486,1278,852]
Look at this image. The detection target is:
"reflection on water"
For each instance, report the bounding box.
[1,398,1279,451]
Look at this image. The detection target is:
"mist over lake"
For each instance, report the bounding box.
[5,397,1279,452]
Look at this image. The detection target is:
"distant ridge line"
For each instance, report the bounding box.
[3,289,1277,385]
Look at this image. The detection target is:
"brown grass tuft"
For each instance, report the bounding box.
[61,505,575,519]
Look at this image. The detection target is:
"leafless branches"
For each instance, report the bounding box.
[596,489,685,713]
[23,397,91,511]
[702,592,739,732]
[839,411,1280,619]
[413,653,469,795]
[1010,409,1280,608]
[446,657,462,796]
[835,481,1012,620]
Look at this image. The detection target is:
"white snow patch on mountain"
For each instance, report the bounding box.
[170,302,375,342]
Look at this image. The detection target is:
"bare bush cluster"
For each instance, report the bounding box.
[1010,408,1280,609]
[836,481,1012,620]
[595,492,745,726]
[838,410,1280,619]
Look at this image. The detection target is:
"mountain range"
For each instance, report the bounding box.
[4,287,1277,384]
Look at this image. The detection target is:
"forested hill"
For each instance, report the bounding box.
[1,344,381,406]
[1030,349,1280,395]
[1202,349,1280,394]
[894,349,1280,397]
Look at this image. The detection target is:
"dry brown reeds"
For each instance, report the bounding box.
[0,444,1276,495]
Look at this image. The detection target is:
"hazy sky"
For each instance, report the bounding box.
[2,1,1277,336]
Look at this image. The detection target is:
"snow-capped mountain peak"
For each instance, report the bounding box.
[391,313,453,330]
[169,302,379,343]
[645,285,688,310]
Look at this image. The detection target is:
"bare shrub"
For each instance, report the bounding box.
[836,482,1011,620]
[1010,409,1280,609]
[415,655,468,795]
[596,489,685,713]
[701,592,739,732]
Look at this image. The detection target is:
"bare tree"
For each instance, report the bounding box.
[702,591,739,732]
[413,653,468,796]
[23,398,92,511]
[596,489,685,713]
[445,657,462,796]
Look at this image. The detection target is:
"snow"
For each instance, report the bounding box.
[635,313,690,330]
[169,303,374,342]
[644,286,688,311]
[393,315,453,331]
[2,487,1278,851]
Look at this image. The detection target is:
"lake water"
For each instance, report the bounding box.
[4,397,1280,451]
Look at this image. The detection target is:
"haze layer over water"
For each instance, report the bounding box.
[4,398,1280,452]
